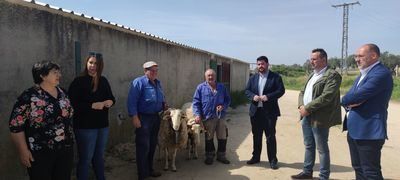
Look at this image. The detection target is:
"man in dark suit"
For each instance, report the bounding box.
[342,44,393,180]
[245,56,285,170]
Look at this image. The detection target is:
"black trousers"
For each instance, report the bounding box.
[27,147,74,180]
[250,107,278,163]
[347,135,385,180]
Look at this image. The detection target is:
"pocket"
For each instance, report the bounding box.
[144,87,156,102]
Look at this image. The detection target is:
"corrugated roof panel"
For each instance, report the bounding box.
[61,8,72,13]
[29,0,242,60]
[72,11,83,16]
[35,1,47,6]
[48,4,60,10]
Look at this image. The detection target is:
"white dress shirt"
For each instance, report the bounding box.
[303,67,327,106]
[357,61,380,87]
[258,71,269,107]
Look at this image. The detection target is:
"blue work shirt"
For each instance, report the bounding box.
[127,75,165,116]
[192,82,231,121]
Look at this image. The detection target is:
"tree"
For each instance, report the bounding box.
[328,57,341,70]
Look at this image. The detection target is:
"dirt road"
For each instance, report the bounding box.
[105,90,400,180]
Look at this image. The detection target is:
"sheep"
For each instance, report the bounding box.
[187,119,202,159]
[181,102,203,160]
[158,108,188,172]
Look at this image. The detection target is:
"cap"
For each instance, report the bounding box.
[143,61,158,69]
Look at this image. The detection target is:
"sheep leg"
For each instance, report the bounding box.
[172,148,177,172]
[164,148,169,171]
[193,142,198,159]
[158,144,163,161]
[187,138,192,160]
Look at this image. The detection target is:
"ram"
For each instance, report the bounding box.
[158,108,188,172]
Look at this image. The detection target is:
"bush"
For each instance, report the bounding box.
[230,90,248,108]
[271,64,306,77]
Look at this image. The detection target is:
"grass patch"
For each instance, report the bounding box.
[230,90,248,109]
[282,76,307,91]
[392,78,400,100]
[283,74,400,101]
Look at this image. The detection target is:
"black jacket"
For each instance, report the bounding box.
[245,71,285,117]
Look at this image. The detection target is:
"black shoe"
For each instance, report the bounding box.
[217,157,230,164]
[150,171,162,177]
[246,158,260,165]
[204,157,214,165]
[270,162,278,170]
[291,172,313,179]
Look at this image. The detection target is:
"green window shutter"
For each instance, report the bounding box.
[74,41,81,76]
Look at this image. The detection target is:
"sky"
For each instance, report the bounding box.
[36,0,400,65]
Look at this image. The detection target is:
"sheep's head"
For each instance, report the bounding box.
[191,124,201,134]
[163,108,187,144]
[170,109,184,131]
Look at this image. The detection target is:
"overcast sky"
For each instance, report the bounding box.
[37,0,400,65]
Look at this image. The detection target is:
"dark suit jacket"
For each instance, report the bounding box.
[245,71,285,118]
[341,62,393,139]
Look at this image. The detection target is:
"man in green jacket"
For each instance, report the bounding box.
[291,48,342,180]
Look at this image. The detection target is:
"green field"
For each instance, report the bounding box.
[282,72,400,101]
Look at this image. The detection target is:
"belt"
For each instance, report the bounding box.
[138,112,159,116]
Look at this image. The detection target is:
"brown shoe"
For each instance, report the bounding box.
[291,172,313,179]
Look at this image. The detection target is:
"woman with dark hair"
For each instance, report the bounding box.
[9,61,74,180]
[68,52,115,180]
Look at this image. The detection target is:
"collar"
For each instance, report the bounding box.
[144,75,158,84]
[258,70,269,78]
[205,81,217,87]
[360,61,380,76]
[313,66,327,76]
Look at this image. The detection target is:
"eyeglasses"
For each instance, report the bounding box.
[354,55,365,60]
[89,51,103,59]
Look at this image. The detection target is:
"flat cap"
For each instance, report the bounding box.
[143,61,158,69]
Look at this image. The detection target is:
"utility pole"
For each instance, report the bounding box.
[332,1,360,75]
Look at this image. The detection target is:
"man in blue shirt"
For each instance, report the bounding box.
[127,61,166,180]
[193,69,231,165]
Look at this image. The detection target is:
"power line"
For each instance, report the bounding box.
[332,1,360,74]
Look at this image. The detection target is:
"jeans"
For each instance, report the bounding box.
[347,135,385,180]
[135,113,160,180]
[75,127,109,180]
[301,117,330,180]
